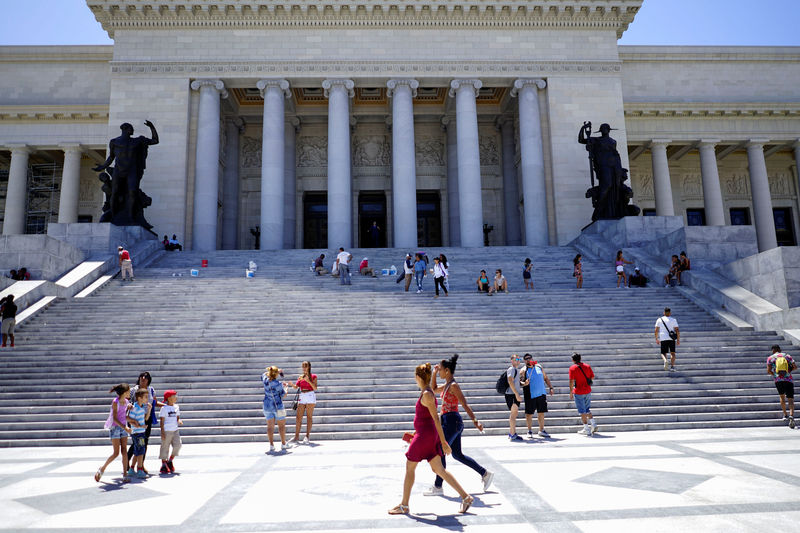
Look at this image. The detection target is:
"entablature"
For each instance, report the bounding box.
[0,105,110,123]
[624,102,800,119]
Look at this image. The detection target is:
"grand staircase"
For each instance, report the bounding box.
[0,246,788,447]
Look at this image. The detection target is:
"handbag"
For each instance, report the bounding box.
[660,318,678,341]
[291,388,300,410]
[577,363,593,386]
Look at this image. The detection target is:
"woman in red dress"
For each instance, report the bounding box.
[389,363,474,515]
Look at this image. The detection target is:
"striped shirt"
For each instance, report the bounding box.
[129,402,147,434]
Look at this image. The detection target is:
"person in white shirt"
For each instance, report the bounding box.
[654,307,680,371]
[336,247,353,285]
[433,257,448,297]
[158,390,183,474]
[489,269,508,295]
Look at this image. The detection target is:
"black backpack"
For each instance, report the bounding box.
[495,368,517,394]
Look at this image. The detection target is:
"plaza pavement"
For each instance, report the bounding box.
[0,427,798,532]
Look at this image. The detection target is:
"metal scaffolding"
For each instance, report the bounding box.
[25,163,61,234]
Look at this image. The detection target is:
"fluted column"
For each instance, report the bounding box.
[449,79,483,247]
[512,78,548,246]
[57,145,83,224]
[496,116,521,245]
[323,79,355,249]
[387,78,419,249]
[441,116,460,246]
[284,117,300,249]
[698,140,725,226]
[221,118,244,249]
[190,79,227,251]
[257,79,290,250]
[3,146,30,234]
[747,139,777,251]
[650,140,675,216]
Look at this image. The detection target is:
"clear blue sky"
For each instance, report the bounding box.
[0,0,798,46]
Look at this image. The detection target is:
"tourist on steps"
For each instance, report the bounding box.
[127,388,152,479]
[262,366,292,453]
[414,253,426,293]
[654,307,680,371]
[439,254,450,292]
[388,363,473,515]
[476,270,490,293]
[569,353,598,435]
[629,267,648,287]
[489,269,508,294]
[767,345,796,428]
[521,353,554,439]
[314,253,329,275]
[359,257,378,277]
[118,246,134,282]
[432,257,448,298]
[286,361,317,445]
[505,354,524,441]
[676,251,691,286]
[424,354,494,497]
[158,389,183,473]
[663,255,679,287]
[615,250,633,288]
[573,254,583,289]
[336,247,352,285]
[396,253,414,291]
[95,383,132,483]
[127,371,162,474]
[1,295,17,348]
[523,258,534,290]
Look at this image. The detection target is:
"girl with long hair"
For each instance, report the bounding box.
[95,383,132,483]
[573,254,583,289]
[286,360,317,444]
[615,250,633,288]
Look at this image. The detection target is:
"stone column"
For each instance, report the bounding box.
[698,139,725,226]
[793,140,800,206]
[747,139,778,251]
[441,116,460,246]
[257,79,291,250]
[57,145,83,224]
[221,118,244,249]
[511,78,548,246]
[284,117,300,249]
[449,79,483,248]
[323,79,355,249]
[3,146,30,234]
[387,78,419,249]
[190,79,227,252]
[650,140,675,216]
[496,116,521,246]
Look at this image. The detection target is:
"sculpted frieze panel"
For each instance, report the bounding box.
[298,136,328,168]
[681,174,702,198]
[769,173,793,197]
[353,135,390,167]
[723,174,749,197]
[633,173,654,199]
[241,136,261,168]
[415,135,444,167]
[479,134,499,166]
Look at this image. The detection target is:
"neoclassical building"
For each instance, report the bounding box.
[0,0,798,252]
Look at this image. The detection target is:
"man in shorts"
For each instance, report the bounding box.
[1,294,17,348]
[767,344,796,428]
[505,354,524,442]
[569,353,597,435]
[655,307,679,371]
[521,353,554,438]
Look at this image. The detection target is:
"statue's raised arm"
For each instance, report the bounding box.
[144,120,159,146]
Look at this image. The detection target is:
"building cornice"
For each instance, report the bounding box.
[620,46,800,62]
[0,105,110,122]
[0,45,113,62]
[624,102,800,119]
[87,0,642,38]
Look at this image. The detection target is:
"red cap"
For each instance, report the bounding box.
[163,390,177,401]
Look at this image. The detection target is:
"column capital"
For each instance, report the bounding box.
[698,139,721,148]
[58,143,84,154]
[650,139,672,148]
[227,117,245,134]
[448,78,482,98]
[495,115,514,131]
[746,139,771,149]
[322,79,355,98]
[7,144,31,155]
[440,115,454,130]
[510,78,546,97]
[286,116,301,132]
[386,78,419,98]
[191,79,228,99]
[256,78,291,99]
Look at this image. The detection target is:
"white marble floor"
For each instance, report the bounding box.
[0,427,798,532]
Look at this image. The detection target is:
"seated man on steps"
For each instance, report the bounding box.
[314,254,329,275]
[629,267,648,287]
[359,257,377,278]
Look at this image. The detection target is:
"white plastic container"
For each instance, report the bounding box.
[190,269,199,277]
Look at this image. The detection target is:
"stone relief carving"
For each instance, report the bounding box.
[241,136,261,169]
[769,173,792,196]
[297,136,327,168]
[724,174,749,197]
[635,173,654,199]
[415,135,444,166]
[479,134,499,165]
[681,174,702,198]
[352,135,390,167]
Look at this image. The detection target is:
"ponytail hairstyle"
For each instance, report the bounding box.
[415,362,432,384]
[574,254,582,265]
[109,383,130,396]
[440,353,459,375]
[267,366,280,380]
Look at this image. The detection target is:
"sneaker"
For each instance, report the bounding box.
[663,360,669,371]
[160,464,169,474]
[416,289,421,294]
[527,430,534,439]
[508,434,524,442]
[577,427,591,436]
[790,417,796,429]
[423,486,444,497]
[783,415,790,421]
[136,470,147,479]
[303,436,310,445]
[590,422,599,434]
[459,495,474,514]
[127,468,136,477]
[167,460,175,473]
[269,444,275,453]
[122,475,131,483]
[538,430,550,438]
[482,470,495,491]
[282,441,293,450]
[669,366,676,372]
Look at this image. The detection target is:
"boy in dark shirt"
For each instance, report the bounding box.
[1,294,18,348]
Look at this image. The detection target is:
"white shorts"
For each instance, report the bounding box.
[615,265,624,273]
[298,391,316,405]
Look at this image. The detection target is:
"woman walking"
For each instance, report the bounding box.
[425,354,493,496]
[95,383,132,483]
[127,371,161,474]
[439,254,450,292]
[614,250,633,288]
[287,361,317,444]
[523,258,533,290]
[573,254,583,289]
[413,253,426,293]
[262,366,291,452]
[389,363,473,515]
[433,257,448,298]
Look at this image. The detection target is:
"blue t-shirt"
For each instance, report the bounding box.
[414,260,426,273]
[527,365,547,398]
[262,374,285,411]
[130,402,147,434]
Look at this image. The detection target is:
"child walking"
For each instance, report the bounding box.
[159,390,182,474]
[95,383,132,483]
[127,388,151,479]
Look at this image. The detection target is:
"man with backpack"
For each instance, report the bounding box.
[497,354,524,442]
[654,307,680,371]
[767,345,796,428]
[569,353,597,435]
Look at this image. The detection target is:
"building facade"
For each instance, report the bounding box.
[0,0,798,251]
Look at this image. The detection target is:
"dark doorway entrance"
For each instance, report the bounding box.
[359,192,386,248]
[417,191,442,247]
[303,192,327,249]
[774,207,797,246]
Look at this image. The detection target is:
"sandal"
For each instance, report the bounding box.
[459,495,474,514]
[388,504,409,515]
[94,469,103,482]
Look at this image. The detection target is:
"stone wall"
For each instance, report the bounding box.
[0,234,85,280]
[718,247,800,309]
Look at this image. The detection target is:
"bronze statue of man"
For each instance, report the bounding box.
[94,121,159,228]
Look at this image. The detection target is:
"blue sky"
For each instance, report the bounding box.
[0,0,798,46]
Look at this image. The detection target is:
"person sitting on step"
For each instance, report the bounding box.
[476,270,490,293]
[489,269,508,295]
[359,257,377,277]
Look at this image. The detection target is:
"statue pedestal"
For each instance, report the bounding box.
[47,223,157,256]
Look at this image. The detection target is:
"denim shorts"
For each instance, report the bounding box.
[263,407,286,421]
[130,433,147,456]
[109,425,127,440]
[574,393,592,414]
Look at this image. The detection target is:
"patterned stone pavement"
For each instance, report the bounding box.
[1,427,798,532]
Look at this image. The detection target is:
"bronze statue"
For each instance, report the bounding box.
[578,122,639,221]
[93,121,159,230]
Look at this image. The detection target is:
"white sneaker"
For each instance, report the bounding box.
[527,430,534,439]
[303,436,310,445]
[538,430,550,438]
[424,486,444,496]
[590,421,599,434]
[482,470,494,491]
[282,441,293,450]
[269,444,275,453]
[577,426,591,435]
[663,360,669,371]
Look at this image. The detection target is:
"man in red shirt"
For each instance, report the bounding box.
[568,353,597,435]
[118,246,134,281]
